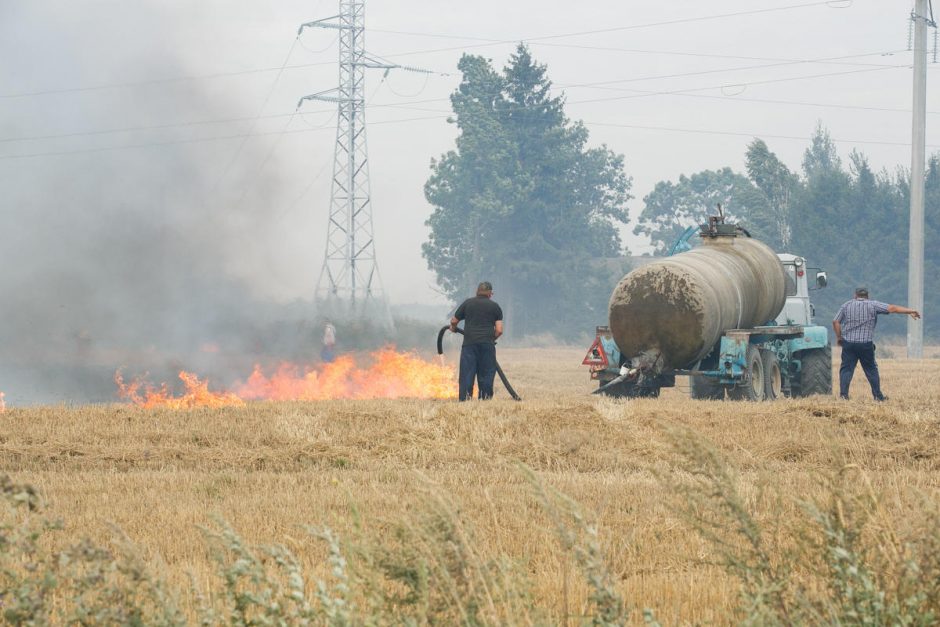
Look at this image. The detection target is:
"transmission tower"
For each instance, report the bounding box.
[298,1,402,320]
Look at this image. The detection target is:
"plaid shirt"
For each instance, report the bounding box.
[834,298,890,343]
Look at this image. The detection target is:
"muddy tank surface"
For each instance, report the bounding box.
[608,235,787,370]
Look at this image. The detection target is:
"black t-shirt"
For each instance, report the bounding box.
[454,296,503,345]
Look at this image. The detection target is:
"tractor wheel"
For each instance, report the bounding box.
[728,345,765,401]
[795,347,832,397]
[690,374,724,400]
[761,350,783,401]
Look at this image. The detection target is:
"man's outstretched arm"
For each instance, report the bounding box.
[887,304,921,319]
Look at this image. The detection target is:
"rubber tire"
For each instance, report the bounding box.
[728,345,765,401]
[690,375,724,400]
[795,346,833,397]
[761,350,782,401]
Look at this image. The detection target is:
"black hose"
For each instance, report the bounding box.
[436,326,522,401]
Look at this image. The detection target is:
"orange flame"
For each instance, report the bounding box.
[237,348,456,401]
[115,370,244,409]
[115,348,456,408]
[0,391,5,413]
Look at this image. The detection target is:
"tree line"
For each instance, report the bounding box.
[423,45,936,340]
[636,126,939,339]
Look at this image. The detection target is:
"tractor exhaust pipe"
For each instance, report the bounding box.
[436,326,522,401]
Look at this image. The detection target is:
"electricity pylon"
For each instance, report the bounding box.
[298,1,418,324]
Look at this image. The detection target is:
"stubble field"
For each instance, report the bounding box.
[3,346,940,624]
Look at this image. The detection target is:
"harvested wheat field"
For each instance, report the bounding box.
[3,346,940,624]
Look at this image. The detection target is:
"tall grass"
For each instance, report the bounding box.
[663,426,940,625]
[4,433,940,626]
[1,471,630,625]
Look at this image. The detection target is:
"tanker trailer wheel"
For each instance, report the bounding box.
[728,345,765,402]
[761,350,782,401]
[690,375,724,400]
[794,347,832,397]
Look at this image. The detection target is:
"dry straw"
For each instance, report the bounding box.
[1,346,939,623]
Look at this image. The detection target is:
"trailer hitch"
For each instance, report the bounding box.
[436,326,522,401]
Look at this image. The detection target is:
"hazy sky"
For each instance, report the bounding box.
[1,0,934,307]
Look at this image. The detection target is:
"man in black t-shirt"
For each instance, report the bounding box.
[450,281,504,401]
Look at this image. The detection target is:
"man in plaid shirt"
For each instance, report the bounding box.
[832,287,921,400]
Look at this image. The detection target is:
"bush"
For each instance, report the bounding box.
[0,475,184,625]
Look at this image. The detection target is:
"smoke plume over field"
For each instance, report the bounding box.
[0,3,345,404]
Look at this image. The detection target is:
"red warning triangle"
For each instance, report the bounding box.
[582,337,609,367]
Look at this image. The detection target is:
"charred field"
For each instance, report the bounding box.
[3,346,940,624]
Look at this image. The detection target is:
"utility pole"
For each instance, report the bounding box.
[908,0,932,358]
[297,1,401,323]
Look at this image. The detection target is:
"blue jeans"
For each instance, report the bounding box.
[459,343,497,401]
[839,341,884,400]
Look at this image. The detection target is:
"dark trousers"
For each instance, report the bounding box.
[839,341,884,400]
[459,343,497,401]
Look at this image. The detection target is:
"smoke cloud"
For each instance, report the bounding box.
[0,2,344,404]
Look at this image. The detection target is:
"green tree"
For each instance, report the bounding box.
[745,138,799,250]
[634,167,771,255]
[785,127,917,335]
[787,126,852,321]
[423,45,632,338]
[634,126,934,338]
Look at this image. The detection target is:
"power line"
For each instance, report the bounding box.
[4,106,937,163]
[0,114,448,161]
[585,119,937,148]
[0,60,915,158]
[368,61,913,113]
[529,41,904,69]
[568,64,911,107]
[367,62,925,128]
[208,37,300,193]
[581,84,921,115]
[0,0,853,101]
[0,110,327,144]
[0,49,910,145]
[363,51,911,111]
[371,0,847,43]
[0,59,340,100]
[560,52,910,96]
[227,74,388,211]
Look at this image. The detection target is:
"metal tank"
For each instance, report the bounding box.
[608,232,787,371]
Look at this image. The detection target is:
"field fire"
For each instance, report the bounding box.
[115,347,456,408]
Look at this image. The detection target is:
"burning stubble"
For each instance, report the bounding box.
[115,348,457,408]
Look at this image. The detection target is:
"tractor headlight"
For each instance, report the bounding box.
[793,257,804,267]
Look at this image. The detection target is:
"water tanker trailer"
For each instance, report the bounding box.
[583,214,832,400]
